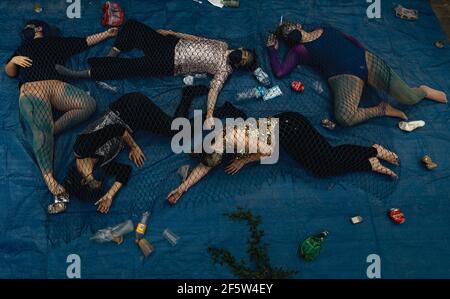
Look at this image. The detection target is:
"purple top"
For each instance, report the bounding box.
[268,29,366,78]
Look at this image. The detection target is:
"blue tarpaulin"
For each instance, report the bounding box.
[0,0,449,278]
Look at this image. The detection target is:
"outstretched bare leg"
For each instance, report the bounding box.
[369,157,398,179]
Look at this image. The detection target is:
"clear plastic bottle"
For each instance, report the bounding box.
[253,67,272,87]
[135,211,150,242]
[235,86,267,101]
[96,81,118,93]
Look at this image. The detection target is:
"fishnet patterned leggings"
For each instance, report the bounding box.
[330,51,427,126]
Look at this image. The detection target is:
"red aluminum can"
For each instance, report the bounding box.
[291,81,305,92]
[389,208,405,224]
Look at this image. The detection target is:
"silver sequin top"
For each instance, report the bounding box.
[174,38,232,95]
[222,118,277,157]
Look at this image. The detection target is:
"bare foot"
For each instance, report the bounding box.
[385,103,408,120]
[369,157,398,179]
[372,144,399,165]
[420,85,448,103]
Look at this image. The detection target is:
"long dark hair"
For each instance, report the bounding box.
[21,19,61,43]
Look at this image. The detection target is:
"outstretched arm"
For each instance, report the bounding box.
[167,163,213,204]
[205,70,230,128]
[5,55,32,77]
[86,27,118,46]
[225,154,262,175]
[266,33,302,78]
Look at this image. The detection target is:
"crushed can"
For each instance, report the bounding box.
[291,81,305,92]
[389,208,405,224]
[321,118,336,130]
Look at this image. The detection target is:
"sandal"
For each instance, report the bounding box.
[395,5,418,21]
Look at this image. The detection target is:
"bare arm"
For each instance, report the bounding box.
[95,181,123,213]
[4,56,32,77]
[205,70,230,127]
[225,153,262,175]
[167,163,213,204]
[122,130,146,167]
[86,28,118,47]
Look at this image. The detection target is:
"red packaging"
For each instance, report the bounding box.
[291,81,305,92]
[389,208,405,224]
[102,1,125,27]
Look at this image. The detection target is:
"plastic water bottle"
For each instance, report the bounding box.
[235,86,267,101]
[262,85,282,101]
[96,81,118,93]
[253,67,272,87]
[299,230,329,262]
[135,211,150,242]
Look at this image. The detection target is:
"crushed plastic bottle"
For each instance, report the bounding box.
[235,86,267,101]
[313,81,324,94]
[90,219,134,244]
[96,81,118,93]
[253,67,272,87]
[163,228,180,246]
[262,85,282,101]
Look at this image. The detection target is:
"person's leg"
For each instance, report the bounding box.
[112,19,165,55]
[19,94,64,195]
[50,82,96,135]
[329,74,406,126]
[111,92,174,136]
[174,85,210,119]
[366,51,447,104]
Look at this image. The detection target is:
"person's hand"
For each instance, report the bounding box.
[107,27,119,37]
[95,194,113,213]
[205,116,215,130]
[167,187,184,205]
[225,159,246,175]
[10,56,32,68]
[129,145,146,167]
[266,34,278,49]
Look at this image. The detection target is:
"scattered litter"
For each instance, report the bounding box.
[435,40,445,49]
[262,85,282,101]
[47,192,69,215]
[96,81,118,93]
[222,0,239,8]
[421,155,438,170]
[398,120,425,132]
[350,216,364,225]
[291,81,305,92]
[137,238,154,258]
[34,3,42,13]
[177,164,190,182]
[279,15,283,26]
[207,0,223,8]
[253,67,272,87]
[183,75,194,86]
[389,208,405,224]
[313,81,324,94]
[135,211,150,242]
[235,86,266,101]
[91,220,134,244]
[163,228,180,246]
[321,118,336,130]
[395,5,418,21]
[299,230,329,262]
[102,1,125,27]
[192,0,203,4]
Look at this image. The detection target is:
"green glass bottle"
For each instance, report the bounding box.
[299,230,329,262]
[222,0,240,8]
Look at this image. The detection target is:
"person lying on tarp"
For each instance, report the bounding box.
[266,21,447,127]
[4,20,117,204]
[166,102,400,205]
[55,19,268,129]
[52,85,243,214]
